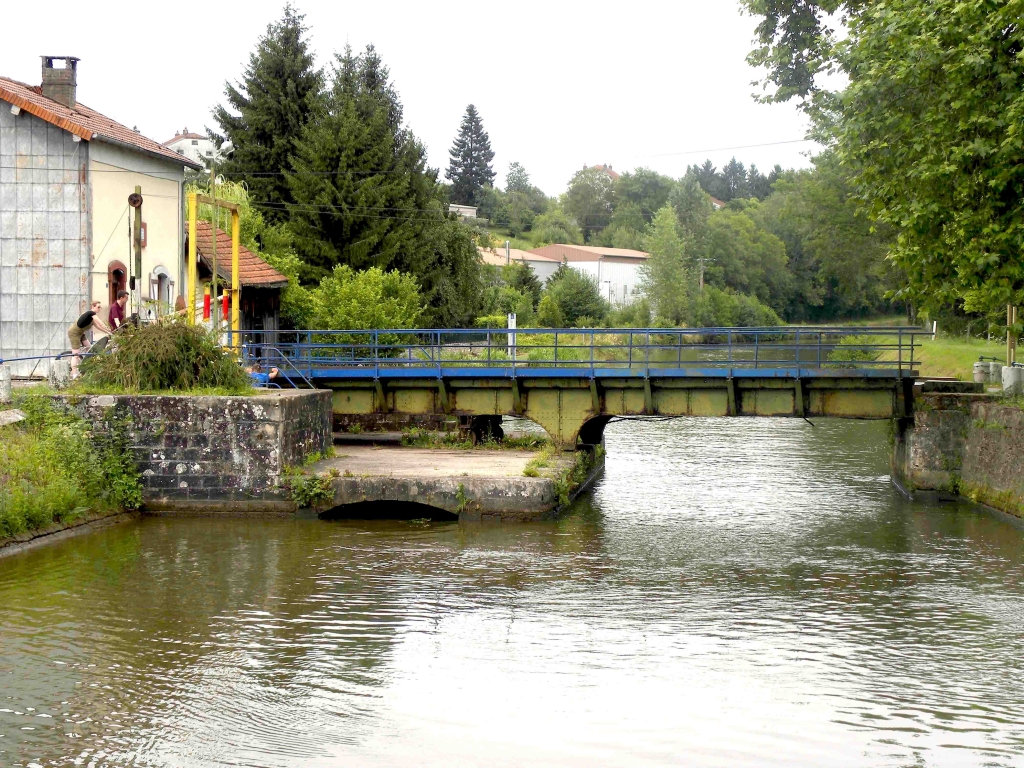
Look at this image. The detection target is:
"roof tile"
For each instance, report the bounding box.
[194,221,289,288]
[0,76,203,169]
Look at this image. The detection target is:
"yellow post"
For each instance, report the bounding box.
[187,192,197,325]
[231,209,241,351]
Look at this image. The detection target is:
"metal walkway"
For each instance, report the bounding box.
[241,326,922,382]
[240,327,922,446]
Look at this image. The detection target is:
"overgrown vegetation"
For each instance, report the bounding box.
[81,321,252,394]
[401,428,548,451]
[0,397,143,539]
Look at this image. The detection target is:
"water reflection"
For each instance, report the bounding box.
[1,418,1023,767]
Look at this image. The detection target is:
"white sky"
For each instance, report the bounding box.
[1,0,820,195]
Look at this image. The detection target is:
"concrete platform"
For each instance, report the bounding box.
[309,446,598,522]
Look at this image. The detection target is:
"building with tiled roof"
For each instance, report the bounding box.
[0,55,202,376]
[529,244,649,307]
[193,221,289,335]
[163,128,221,167]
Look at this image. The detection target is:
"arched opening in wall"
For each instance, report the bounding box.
[319,501,459,522]
[150,266,173,316]
[578,415,614,448]
[107,261,127,307]
[498,415,551,446]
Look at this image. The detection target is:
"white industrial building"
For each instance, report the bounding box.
[528,244,648,307]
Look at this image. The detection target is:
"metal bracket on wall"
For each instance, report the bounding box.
[511,377,524,416]
[794,377,805,418]
[643,375,654,414]
[590,378,601,414]
[726,375,738,416]
[374,379,388,414]
[437,378,451,415]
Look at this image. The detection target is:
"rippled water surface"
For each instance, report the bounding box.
[3,419,1024,767]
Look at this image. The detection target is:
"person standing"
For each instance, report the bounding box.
[67,301,111,378]
[109,290,129,331]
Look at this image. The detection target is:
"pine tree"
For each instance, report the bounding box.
[286,46,482,324]
[210,4,323,222]
[446,105,495,205]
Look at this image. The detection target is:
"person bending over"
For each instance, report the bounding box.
[67,302,111,378]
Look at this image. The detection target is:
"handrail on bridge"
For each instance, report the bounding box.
[235,326,923,381]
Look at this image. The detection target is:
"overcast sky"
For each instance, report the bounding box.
[2,0,820,195]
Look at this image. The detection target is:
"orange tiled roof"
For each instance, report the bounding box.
[0,76,202,170]
[163,131,207,145]
[529,244,648,262]
[194,220,289,289]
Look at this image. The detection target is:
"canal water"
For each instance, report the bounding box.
[2,419,1024,767]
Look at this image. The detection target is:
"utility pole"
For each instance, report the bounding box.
[128,186,143,324]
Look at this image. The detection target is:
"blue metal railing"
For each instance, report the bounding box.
[235,326,923,382]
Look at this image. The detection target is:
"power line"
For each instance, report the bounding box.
[645,138,816,158]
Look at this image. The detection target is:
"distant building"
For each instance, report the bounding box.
[478,246,562,284]
[0,56,202,375]
[709,196,727,210]
[588,163,619,181]
[449,203,479,220]
[529,244,648,307]
[162,128,220,167]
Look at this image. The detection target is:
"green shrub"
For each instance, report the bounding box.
[0,398,143,538]
[82,320,252,393]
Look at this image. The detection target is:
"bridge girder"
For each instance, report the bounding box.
[328,376,910,447]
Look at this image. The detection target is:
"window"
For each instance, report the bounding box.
[191,139,199,145]
[206,151,213,156]
[176,149,184,155]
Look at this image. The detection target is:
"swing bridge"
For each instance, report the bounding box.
[240,326,923,447]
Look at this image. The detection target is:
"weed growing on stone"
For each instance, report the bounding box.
[0,396,143,539]
[455,483,469,514]
[288,473,335,509]
[401,428,549,452]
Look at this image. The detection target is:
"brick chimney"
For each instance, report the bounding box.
[41,56,80,108]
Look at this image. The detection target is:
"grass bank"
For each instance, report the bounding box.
[0,396,143,540]
[880,335,1011,379]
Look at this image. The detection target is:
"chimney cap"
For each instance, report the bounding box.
[41,55,80,66]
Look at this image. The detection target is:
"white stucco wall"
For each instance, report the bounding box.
[88,141,185,326]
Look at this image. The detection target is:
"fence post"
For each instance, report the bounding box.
[0,364,11,404]
[754,332,759,369]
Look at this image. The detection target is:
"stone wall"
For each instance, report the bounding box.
[58,390,331,512]
[893,393,1024,517]
[961,402,1024,516]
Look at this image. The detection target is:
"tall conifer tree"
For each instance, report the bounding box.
[210,4,323,222]
[446,105,495,205]
[287,46,482,325]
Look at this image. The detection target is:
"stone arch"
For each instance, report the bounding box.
[107,260,127,307]
[319,500,458,522]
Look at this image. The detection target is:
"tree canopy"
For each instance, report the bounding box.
[743,0,1024,321]
[210,4,322,222]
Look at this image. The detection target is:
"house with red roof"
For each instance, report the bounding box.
[0,56,204,374]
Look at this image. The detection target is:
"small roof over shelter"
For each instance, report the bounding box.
[193,220,289,289]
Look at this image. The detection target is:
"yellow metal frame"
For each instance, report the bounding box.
[186,192,241,351]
